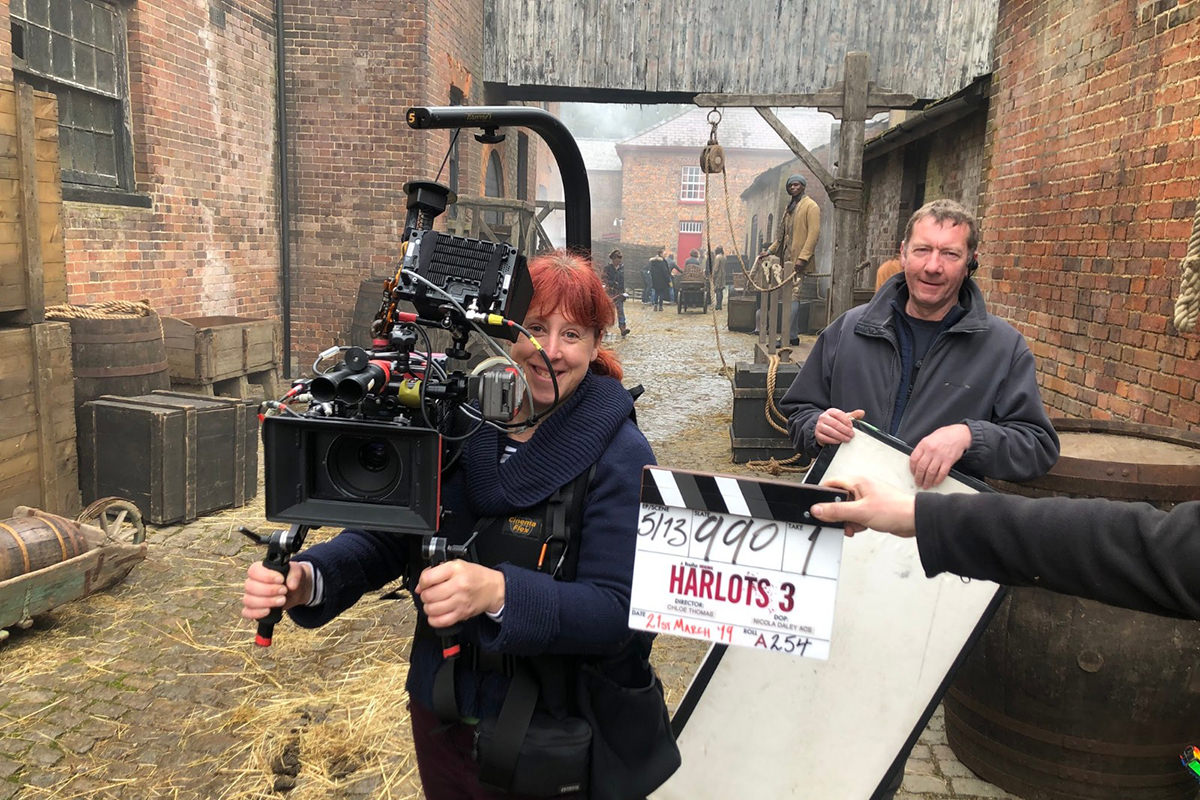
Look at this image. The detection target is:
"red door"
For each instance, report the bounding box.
[677,222,703,264]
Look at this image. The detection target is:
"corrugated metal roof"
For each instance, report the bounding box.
[617,106,833,152]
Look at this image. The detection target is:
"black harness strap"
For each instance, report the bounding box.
[476,660,540,790]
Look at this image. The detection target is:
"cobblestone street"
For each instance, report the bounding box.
[2,298,1021,800]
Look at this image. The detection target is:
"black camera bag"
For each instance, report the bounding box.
[475,660,591,797]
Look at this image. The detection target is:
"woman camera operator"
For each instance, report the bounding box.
[241,250,662,799]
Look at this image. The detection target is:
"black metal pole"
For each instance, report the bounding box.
[406,106,591,253]
[274,0,292,377]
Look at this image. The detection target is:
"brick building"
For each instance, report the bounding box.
[2,0,529,373]
[860,0,1199,428]
[983,0,1199,427]
[577,138,623,245]
[615,107,833,270]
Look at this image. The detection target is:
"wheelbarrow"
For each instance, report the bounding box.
[0,498,148,641]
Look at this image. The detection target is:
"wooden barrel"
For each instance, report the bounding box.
[349,277,388,349]
[947,418,1200,800]
[64,308,170,410]
[0,512,91,581]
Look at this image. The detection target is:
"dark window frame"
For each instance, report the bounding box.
[11,0,144,206]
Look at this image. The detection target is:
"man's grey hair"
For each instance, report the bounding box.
[903,199,980,253]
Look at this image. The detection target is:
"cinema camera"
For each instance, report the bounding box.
[261,176,539,537]
[243,106,593,646]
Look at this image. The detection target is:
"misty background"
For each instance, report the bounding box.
[559,102,690,140]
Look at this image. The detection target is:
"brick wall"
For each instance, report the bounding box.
[283,0,529,367]
[57,0,280,321]
[618,146,788,260]
[982,0,1200,427]
[863,150,905,268]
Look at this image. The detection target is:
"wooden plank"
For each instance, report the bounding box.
[14,83,43,325]
[31,323,69,514]
[754,108,836,189]
[483,0,997,101]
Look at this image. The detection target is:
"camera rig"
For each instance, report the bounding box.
[245,107,592,645]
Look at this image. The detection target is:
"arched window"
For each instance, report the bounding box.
[484,150,504,228]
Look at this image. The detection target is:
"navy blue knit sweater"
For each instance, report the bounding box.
[288,371,656,718]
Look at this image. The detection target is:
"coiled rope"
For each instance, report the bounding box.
[46,300,157,320]
[1173,193,1200,332]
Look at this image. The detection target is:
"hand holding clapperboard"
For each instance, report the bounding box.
[629,467,848,659]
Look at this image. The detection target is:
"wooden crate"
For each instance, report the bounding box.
[147,390,258,506]
[78,397,196,524]
[0,322,80,517]
[163,315,280,383]
[0,83,67,322]
[78,391,259,524]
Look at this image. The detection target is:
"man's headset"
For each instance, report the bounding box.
[967,254,979,275]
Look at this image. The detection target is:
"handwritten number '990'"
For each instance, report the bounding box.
[640,509,780,566]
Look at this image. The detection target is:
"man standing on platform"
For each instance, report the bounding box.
[763,174,820,346]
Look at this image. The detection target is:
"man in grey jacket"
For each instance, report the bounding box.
[779,199,1059,488]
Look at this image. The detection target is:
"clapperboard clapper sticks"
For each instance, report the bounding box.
[649,422,1005,800]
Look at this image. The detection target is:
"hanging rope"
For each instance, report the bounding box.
[1173,191,1200,332]
[702,110,733,379]
[698,109,808,475]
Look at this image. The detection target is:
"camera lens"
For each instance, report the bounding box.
[326,434,403,499]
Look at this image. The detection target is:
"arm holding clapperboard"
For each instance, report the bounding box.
[812,475,1200,620]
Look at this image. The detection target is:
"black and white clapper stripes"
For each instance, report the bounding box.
[639,466,841,525]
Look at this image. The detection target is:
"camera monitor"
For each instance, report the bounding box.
[263,415,441,535]
[407,229,532,340]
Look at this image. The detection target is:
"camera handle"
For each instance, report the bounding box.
[422,530,481,660]
[240,524,310,647]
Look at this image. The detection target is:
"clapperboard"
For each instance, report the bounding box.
[653,421,1003,800]
[629,466,848,659]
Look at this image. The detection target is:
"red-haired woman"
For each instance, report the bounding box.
[241,251,660,799]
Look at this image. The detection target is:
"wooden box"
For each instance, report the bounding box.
[78,391,259,524]
[0,83,67,322]
[147,390,258,505]
[163,315,279,383]
[0,322,79,517]
[729,361,803,464]
[78,398,195,524]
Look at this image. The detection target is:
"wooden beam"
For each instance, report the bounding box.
[15,84,43,325]
[754,108,835,190]
[694,87,916,111]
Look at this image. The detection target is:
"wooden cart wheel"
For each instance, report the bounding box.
[77,498,146,544]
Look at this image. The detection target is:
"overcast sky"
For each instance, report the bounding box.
[558,102,690,141]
